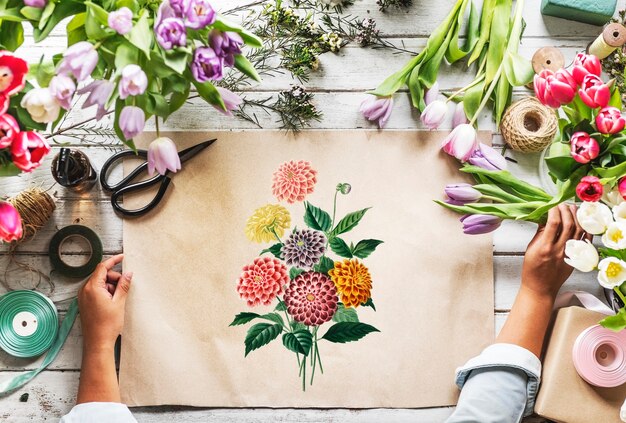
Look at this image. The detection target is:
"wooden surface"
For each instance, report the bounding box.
[0,0,620,421]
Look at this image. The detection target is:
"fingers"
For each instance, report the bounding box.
[102,254,124,270]
[557,204,577,246]
[113,272,133,303]
[107,270,122,284]
[543,206,562,242]
[106,283,116,296]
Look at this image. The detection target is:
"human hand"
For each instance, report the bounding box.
[522,204,591,300]
[78,254,133,352]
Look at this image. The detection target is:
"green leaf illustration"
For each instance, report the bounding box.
[330,208,370,238]
[332,304,359,323]
[329,237,352,258]
[321,322,380,343]
[304,202,332,232]
[361,298,377,311]
[290,267,304,280]
[314,256,335,275]
[275,301,287,312]
[261,243,283,259]
[352,239,384,259]
[230,312,260,326]
[282,330,313,356]
[260,313,285,327]
[244,323,282,356]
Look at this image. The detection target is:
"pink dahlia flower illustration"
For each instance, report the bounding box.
[272,160,317,203]
[281,229,326,269]
[237,257,288,306]
[284,272,338,326]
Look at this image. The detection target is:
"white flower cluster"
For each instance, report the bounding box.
[321,32,343,53]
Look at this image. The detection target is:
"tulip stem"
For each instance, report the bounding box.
[614,286,626,305]
[446,75,485,103]
[155,116,160,137]
[469,65,503,127]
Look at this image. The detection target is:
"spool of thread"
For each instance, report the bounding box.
[0,290,58,358]
[7,187,55,242]
[573,325,626,388]
[532,47,565,74]
[500,97,558,153]
[588,23,626,60]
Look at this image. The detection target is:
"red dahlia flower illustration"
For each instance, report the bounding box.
[284,272,338,326]
[237,257,288,306]
[271,160,317,203]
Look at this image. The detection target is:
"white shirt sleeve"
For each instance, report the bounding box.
[446,343,542,423]
[60,402,137,423]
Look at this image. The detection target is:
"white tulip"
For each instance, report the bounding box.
[564,239,599,272]
[602,222,626,249]
[603,186,624,208]
[614,202,626,223]
[577,201,614,235]
[597,257,626,289]
[20,87,60,123]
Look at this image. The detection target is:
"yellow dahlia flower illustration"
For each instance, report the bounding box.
[245,204,291,243]
[329,259,373,308]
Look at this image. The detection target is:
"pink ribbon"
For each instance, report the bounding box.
[554,290,614,315]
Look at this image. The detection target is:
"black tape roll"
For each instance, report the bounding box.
[48,225,103,278]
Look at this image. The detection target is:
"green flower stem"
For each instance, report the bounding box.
[270,227,283,244]
[310,327,319,385]
[469,64,503,127]
[315,331,324,374]
[614,286,626,305]
[446,76,485,103]
[155,115,160,138]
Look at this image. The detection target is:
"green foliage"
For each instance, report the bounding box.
[352,239,384,259]
[600,308,626,332]
[282,330,313,356]
[261,243,283,259]
[289,267,304,280]
[314,256,335,275]
[230,312,260,326]
[244,323,282,356]
[329,237,352,258]
[260,313,285,327]
[303,202,332,232]
[332,304,359,323]
[361,298,376,311]
[330,208,370,238]
[322,322,379,343]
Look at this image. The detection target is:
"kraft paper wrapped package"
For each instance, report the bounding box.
[536,307,626,422]
[119,130,494,407]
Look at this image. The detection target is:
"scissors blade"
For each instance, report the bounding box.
[178,138,216,163]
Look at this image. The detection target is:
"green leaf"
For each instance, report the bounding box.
[351,239,383,259]
[361,298,376,311]
[0,8,26,22]
[85,1,108,25]
[463,76,485,122]
[149,93,169,118]
[38,0,56,29]
[169,84,190,115]
[314,256,335,275]
[234,54,261,82]
[229,312,260,326]
[502,51,534,87]
[191,79,225,109]
[329,237,352,258]
[468,0,496,64]
[595,160,626,179]
[289,267,304,280]
[244,323,282,356]
[330,208,370,238]
[19,6,42,20]
[303,202,332,232]
[408,63,424,110]
[282,330,313,356]
[275,301,287,312]
[115,42,140,70]
[0,21,23,51]
[0,162,20,177]
[332,304,359,323]
[545,155,583,182]
[33,1,84,42]
[485,0,511,86]
[164,50,190,74]
[126,10,152,58]
[610,86,622,109]
[260,243,283,259]
[461,165,552,201]
[260,312,285,327]
[116,0,139,13]
[445,0,480,63]
[600,308,626,332]
[321,322,380,343]
[213,16,263,48]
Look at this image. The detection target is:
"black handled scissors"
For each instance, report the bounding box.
[100,139,216,217]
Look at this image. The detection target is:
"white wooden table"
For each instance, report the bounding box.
[0,0,620,421]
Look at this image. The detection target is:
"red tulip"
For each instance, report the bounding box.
[570,132,600,164]
[619,177,626,200]
[0,113,20,148]
[576,176,604,202]
[571,53,602,86]
[0,51,28,97]
[0,201,22,243]
[578,74,610,109]
[596,107,626,134]
[534,68,577,108]
[11,131,50,172]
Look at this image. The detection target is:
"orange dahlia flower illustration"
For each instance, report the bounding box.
[271,160,317,203]
[237,257,288,306]
[329,259,373,308]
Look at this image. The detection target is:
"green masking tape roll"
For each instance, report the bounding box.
[0,291,58,358]
[48,225,103,278]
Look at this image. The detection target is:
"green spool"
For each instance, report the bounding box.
[0,291,59,358]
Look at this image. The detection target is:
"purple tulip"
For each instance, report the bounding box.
[155,18,187,50]
[147,137,182,176]
[77,79,114,121]
[209,30,243,67]
[24,0,46,7]
[48,74,76,110]
[445,183,481,206]
[191,47,223,82]
[420,100,447,130]
[119,106,145,140]
[118,64,148,99]
[57,41,99,82]
[185,0,216,29]
[360,95,393,128]
[156,0,176,26]
[469,143,508,171]
[169,0,190,16]
[108,7,133,35]
[452,101,468,128]
[461,214,502,235]
[442,124,478,162]
[213,87,242,116]
[424,82,439,106]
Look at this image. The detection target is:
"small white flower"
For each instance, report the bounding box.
[602,222,626,249]
[577,201,614,235]
[564,239,599,272]
[598,257,626,289]
[20,87,60,123]
[614,202,626,222]
[603,185,624,208]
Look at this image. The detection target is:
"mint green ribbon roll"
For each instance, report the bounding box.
[0,292,78,396]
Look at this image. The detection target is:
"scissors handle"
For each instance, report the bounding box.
[100,150,151,192]
[110,176,172,217]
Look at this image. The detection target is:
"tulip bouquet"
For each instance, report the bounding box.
[4,0,262,155]
[565,201,626,332]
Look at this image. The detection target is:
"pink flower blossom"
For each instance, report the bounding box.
[360,95,393,128]
[237,257,288,307]
[271,160,317,203]
[147,137,181,176]
[570,132,600,164]
[11,131,50,172]
[596,107,625,135]
[534,68,577,108]
[0,201,22,243]
[108,7,133,35]
[284,272,338,326]
[578,74,610,109]
[571,53,602,86]
[0,113,20,148]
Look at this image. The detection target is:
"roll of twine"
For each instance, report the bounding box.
[7,187,55,241]
[500,97,558,153]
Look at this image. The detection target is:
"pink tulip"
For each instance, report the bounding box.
[213,87,242,117]
[571,53,602,86]
[578,74,610,109]
[619,177,626,200]
[147,136,181,176]
[108,7,134,35]
[424,82,439,106]
[596,107,625,135]
[118,64,148,99]
[56,41,99,82]
[576,176,603,202]
[77,79,114,121]
[11,131,50,172]
[48,74,76,110]
[118,106,145,140]
[360,95,393,128]
[452,101,468,128]
[420,100,447,130]
[0,113,20,148]
[442,124,478,162]
[534,68,577,108]
[23,0,46,7]
[570,132,600,164]
[0,201,22,243]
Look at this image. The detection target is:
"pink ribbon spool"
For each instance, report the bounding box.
[573,325,626,388]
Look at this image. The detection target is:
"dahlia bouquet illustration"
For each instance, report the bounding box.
[231,160,382,390]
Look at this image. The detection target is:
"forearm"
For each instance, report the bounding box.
[496,283,555,358]
[77,344,120,404]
